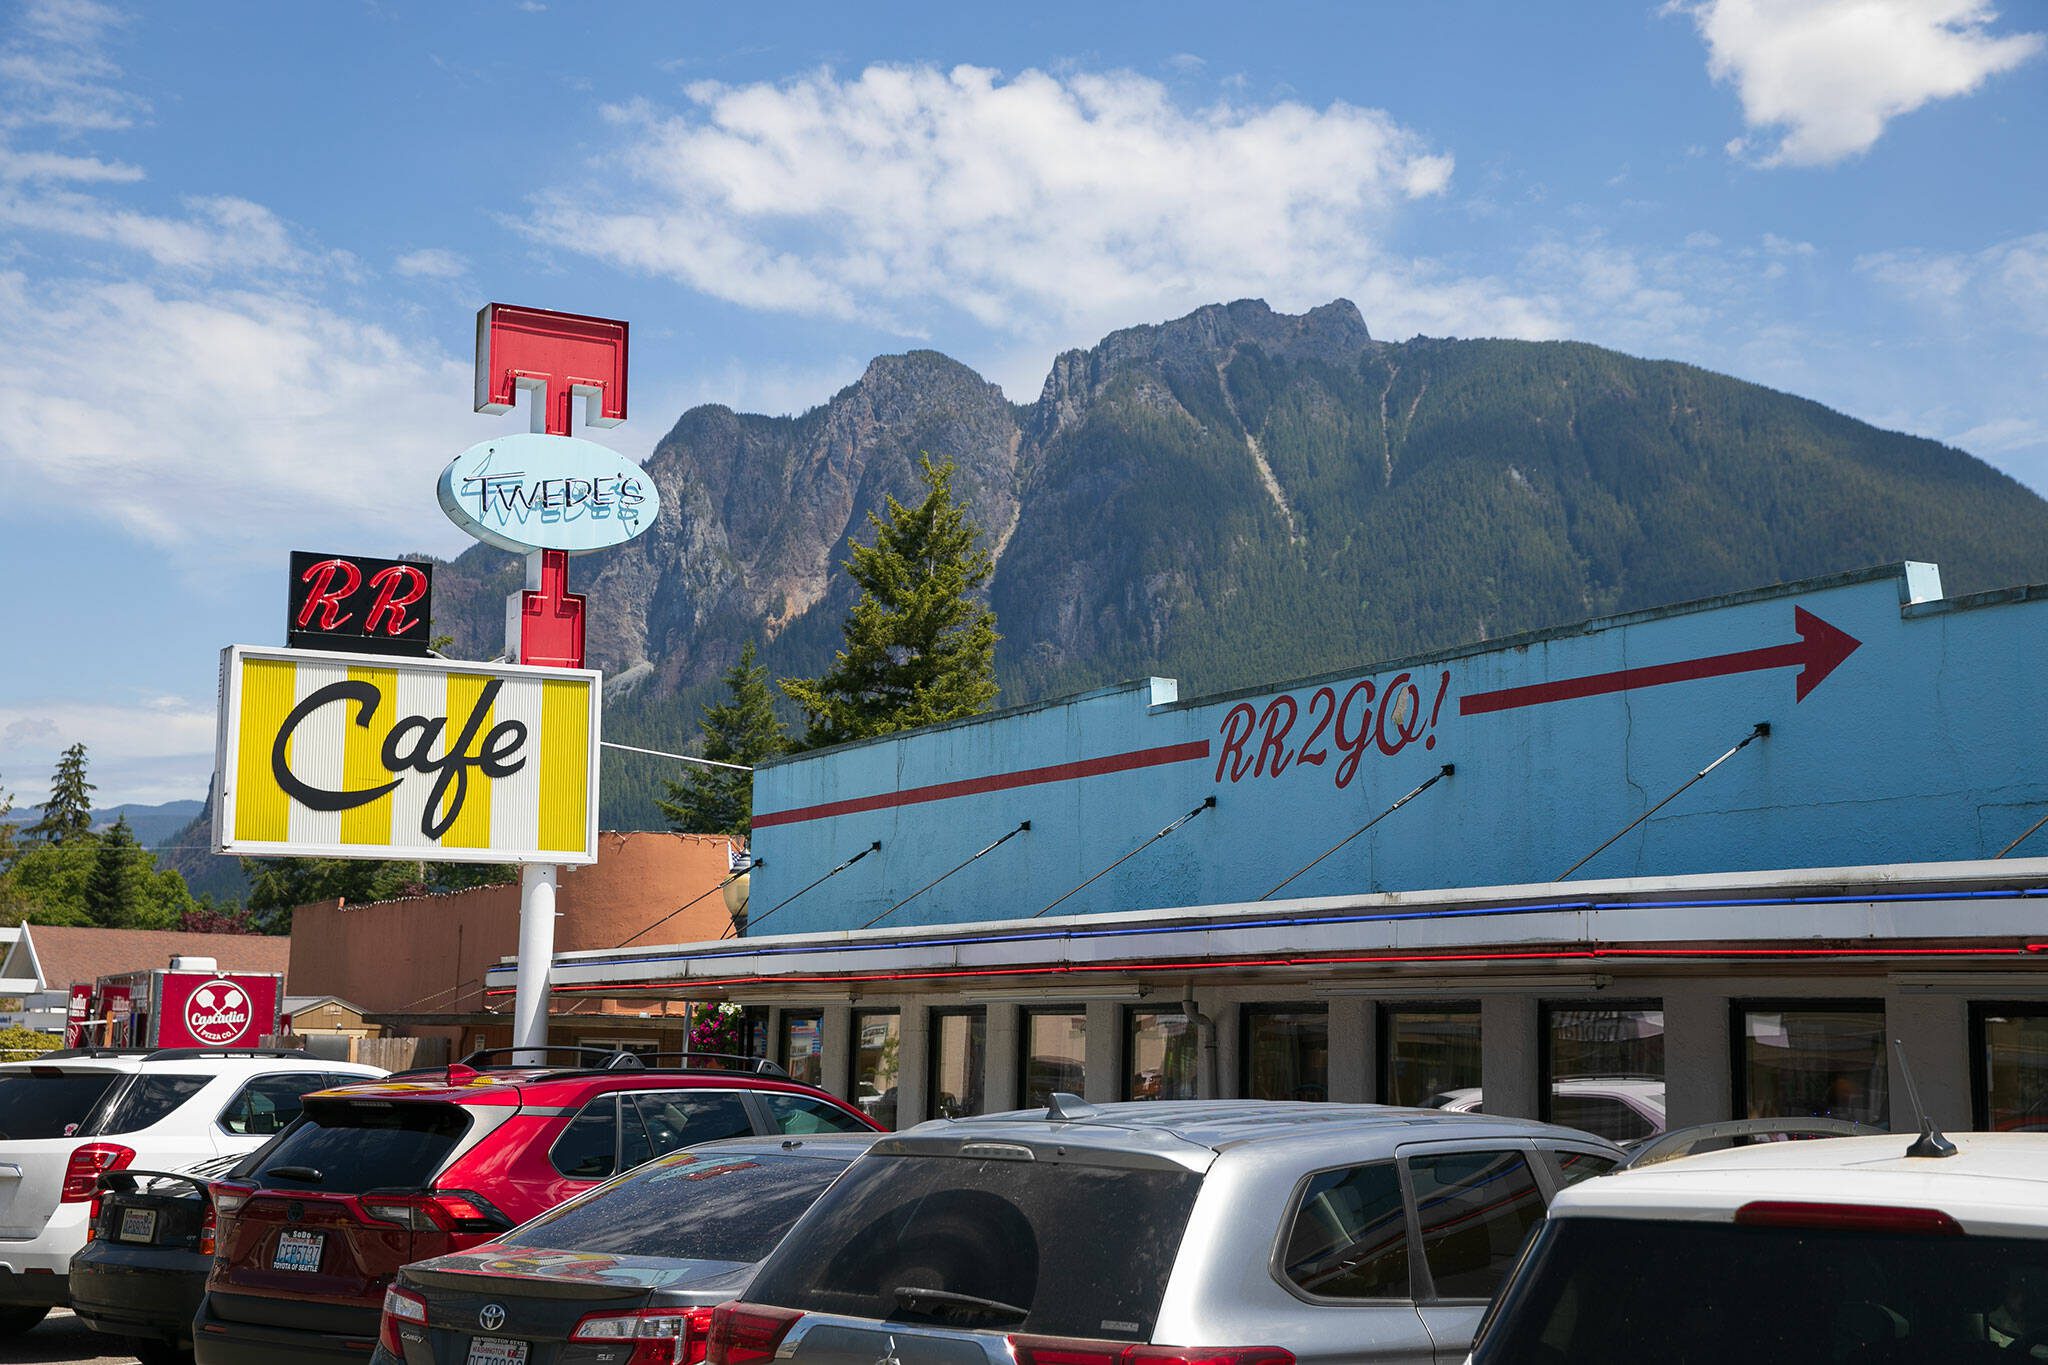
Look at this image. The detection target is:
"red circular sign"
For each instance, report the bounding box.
[186,981,253,1046]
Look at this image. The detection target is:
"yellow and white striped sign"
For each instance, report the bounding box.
[213,646,601,865]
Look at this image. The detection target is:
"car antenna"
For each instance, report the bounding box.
[1893,1039,1956,1159]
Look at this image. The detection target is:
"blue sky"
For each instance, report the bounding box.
[1,0,2043,806]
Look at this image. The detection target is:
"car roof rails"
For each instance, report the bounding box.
[142,1047,312,1062]
[629,1051,789,1078]
[1616,1116,1885,1170]
[453,1046,789,1079]
[28,1047,155,1060]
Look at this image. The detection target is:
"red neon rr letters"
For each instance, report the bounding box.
[295,558,362,631]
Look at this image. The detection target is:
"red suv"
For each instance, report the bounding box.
[193,1048,880,1364]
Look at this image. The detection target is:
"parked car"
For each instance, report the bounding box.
[0,1045,384,1339]
[69,1153,241,1365]
[374,1130,884,1365]
[709,1097,1625,1365]
[1467,1124,2048,1362]
[1425,1077,1668,1143]
[196,1047,882,1364]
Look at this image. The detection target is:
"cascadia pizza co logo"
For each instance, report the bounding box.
[187,982,252,1045]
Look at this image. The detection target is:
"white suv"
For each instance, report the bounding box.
[1468,1126,2048,1362]
[0,1046,384,1337]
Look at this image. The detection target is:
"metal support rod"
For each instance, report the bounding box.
[599,740,753,772]
[861,822,1031,930]
[1262,764,1455,901]
[617,871,745,950]
[1995,810,2048,859]
[511,863,558,1061]
[743,841,882,936]
[1032,797,1216,919]
[1558,723,1770,881]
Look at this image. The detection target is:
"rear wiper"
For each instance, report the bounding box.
[891,1286,1029,1326]
[265,1166,324,1184]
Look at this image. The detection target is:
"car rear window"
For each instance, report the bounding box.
[508,1151,853,1262]
[746,1151,1204,1342]
[1473,1216,2048,1363]
[86,1074,210,1134]
[0,1069,122,1138]
[248,1099,470,1191]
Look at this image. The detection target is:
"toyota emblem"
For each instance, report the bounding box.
[479,1303,507,1333]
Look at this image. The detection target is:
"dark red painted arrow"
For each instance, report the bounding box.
[1459,606,1860,717]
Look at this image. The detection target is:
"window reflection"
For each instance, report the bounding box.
[1023,1010,1087,1109]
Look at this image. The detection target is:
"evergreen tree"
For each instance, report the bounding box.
[82,816,139,928]
[658,644,787,837]
[28,744,94,844]
[782,456,999,748]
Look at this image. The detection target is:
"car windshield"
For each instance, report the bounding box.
[506,1150,854,1262]
[1473,1215,2048,1364]
[246,1099,470,1191]
[745,1151,1204,1341]
[0,1069,123,1139]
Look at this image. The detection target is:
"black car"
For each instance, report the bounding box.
[373,1131,882,1365]
[70,1154,241,1364]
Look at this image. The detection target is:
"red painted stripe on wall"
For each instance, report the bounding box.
[752,739,1213,829]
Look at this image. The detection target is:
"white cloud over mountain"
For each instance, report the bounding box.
[1671,0,2042,166]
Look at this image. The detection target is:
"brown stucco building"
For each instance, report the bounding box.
[287,831,739,1056]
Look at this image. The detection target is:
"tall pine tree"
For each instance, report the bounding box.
[658,643,787,837]
[82,815,139,928]
[782,457,999,749]
[28,744,93,844]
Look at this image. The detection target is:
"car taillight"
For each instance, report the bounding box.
[362,1191,510,1234]
[707,1303,801,1365]
[573,1305,718,1365]
[61,1144,134,1203]
[209,1182,253,1217]
[199,1203,217,1256]
[379,1285,428,1356]
[1011,1341,1295,1365]
[1734,1200,1963,1235]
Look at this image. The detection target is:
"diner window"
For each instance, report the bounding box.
[1381,1005,1481,1109]
[1972,1003,2048,1131]
[929,1008,988,1119]
[781,1011,824,1087]
[1022,1009,1087,1109]
[851,1010,901,1130]
[1125,1008,1198,1101]
[1543,1003,1666,1142]
[1243,1003,1330,1101]
[1737,1002,1887,1127]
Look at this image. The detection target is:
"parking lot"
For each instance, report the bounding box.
[0,1312,140,1365]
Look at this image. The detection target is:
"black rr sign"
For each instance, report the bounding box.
[286,551,435,656]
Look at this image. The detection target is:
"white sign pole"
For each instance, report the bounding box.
[509,537,555,1057]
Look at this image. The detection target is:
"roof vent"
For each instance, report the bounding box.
[1045,1092,1100,1122]
[170,956,218,973]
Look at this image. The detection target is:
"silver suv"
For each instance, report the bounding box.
[707,1099,1624,1365]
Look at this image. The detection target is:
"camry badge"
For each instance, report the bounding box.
[480,1303,507,1332]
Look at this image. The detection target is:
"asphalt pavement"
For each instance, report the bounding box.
[0,1311,140,1365]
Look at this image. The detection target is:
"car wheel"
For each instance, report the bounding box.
[0,1306,49,1337]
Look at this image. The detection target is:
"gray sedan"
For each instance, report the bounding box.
[714,1099,1624,1365]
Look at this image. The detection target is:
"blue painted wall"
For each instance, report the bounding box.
[747,564,2048,935]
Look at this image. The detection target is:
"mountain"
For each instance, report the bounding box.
[152,783,250,905]
[7,799,205,849]
[430,299,2048,828]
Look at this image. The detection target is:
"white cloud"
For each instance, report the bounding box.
[1672,0,2043,166]
[0,269,526,560]
[393,246,468,279]
[522,64,1465,346]
[0,694,217,806]
[0,0,148,133]
[0,143,141,182]
[0,187,309,272]
[1857,231,2048,335]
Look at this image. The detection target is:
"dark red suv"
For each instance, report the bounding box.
[193,1048,880,1364]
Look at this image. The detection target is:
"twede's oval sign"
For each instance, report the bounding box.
[438,432,660,554]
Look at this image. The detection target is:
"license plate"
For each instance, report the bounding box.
[117,1207,157,1243]
[271,1229,324,1273]
[466,1338,529,1365]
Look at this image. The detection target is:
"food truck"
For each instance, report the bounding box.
[65,956,285,1049]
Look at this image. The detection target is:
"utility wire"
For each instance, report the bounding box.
[741,841,883,936]
[1031,797,1216,920]
[861,822,1031,930]
[600,740,753,772]
[1261,764,1455,901]
[1558,722,1770,881]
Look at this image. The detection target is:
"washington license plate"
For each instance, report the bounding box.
[117,1208,157,1243]
[466,1339,529,1365]
[271,1229,323,1273]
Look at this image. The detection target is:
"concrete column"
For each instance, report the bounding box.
[985,1004,1022,1113]
[820,1004,854,1101]
[897,1006,930,1126]
[1213,1002,1241,1099]
[1329,997,1372,1103]
[1663,992,1732,1128]
[1084,1002,1120,1102]
[1481,996,1540,1119]
[1884,990,1970,1133]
